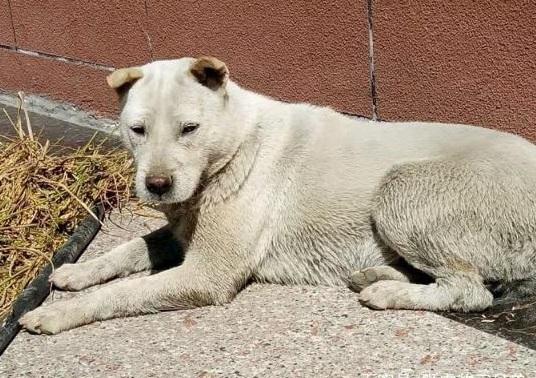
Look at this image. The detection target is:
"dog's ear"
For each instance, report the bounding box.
[106,67,143,91]
[190,56,229,91]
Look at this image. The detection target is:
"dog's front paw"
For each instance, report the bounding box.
[19,301,83,335]
[49,263,99,291]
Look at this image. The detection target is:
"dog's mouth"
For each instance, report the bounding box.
[136,179,201,205]
[138,190,193,205]
[142,193,173,204]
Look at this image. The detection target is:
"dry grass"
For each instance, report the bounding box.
[0,93,133,321]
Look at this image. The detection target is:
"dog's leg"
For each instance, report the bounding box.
[359,272,492,311]
[20,246,249,334]
[349,265,412,293]
[365,158,536,312]
[349,258,432,293]
[50,225,181,291]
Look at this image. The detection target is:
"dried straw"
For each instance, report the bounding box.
[0,93,133,320]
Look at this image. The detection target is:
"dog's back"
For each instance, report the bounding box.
[242,96,536,292]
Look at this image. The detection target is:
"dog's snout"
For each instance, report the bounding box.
[145,175,173,195]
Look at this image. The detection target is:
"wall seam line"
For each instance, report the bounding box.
[0,44,114,71]
[6,0,18,46]
[143,0,155,61]
[367,0,378,121]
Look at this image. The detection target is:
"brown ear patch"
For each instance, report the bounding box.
[106,67,144,89]
[190,56,229,91]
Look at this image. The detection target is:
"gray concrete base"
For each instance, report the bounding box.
[1,207,535,377]
[0,105,121,151]
[0,91,117,134]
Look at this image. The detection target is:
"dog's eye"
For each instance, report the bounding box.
[130,125,145,136]
[181,122,200,135]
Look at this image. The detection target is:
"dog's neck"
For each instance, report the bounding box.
[185,84,265,211]
[199,129,261,209]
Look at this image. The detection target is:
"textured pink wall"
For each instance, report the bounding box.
[9,0,151,67]
[1,0,535,141]
[1,0,372,118]
[373,0,536,140]
[146,0,371,116]
[0,49,117,114]
[0,0,14,46]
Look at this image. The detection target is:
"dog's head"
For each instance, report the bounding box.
[108,57,239,204]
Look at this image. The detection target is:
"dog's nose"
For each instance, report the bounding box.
[145,175,172,195]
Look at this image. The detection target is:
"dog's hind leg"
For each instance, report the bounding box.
[362,158,536,312]
[349,266,410,293]
[49,225,182,291]
[349,263,430,293]
[359,272,493,311]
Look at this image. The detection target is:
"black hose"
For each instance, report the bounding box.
[0,205,104,356]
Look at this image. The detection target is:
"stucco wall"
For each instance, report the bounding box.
[373,0,536,139]
[0,0,371,118]
[1,1,535,139]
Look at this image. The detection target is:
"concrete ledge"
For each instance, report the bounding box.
[0,91,117,135]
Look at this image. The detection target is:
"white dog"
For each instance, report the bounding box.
[20,56,536,334]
